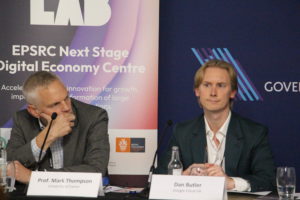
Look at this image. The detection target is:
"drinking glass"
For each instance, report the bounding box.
[276,167,296,200]
[0,158,7,189]
[0,161,15,193]
[6,161,15,192]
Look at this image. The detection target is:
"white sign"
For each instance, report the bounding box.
[149,175,226,200]
[27,171,102,198]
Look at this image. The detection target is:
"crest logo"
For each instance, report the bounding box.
[192,48,263,101]
[116,138,130,152]
[115,137,145,153]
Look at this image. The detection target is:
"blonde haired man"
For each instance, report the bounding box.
[157,59,275,192]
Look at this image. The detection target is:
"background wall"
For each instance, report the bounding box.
[158,0,300,190]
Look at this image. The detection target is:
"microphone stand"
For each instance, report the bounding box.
[23,112,57,194]
[139,120,173,197]
[37,112,57,170]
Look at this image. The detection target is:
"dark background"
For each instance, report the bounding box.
[158,0,300,191]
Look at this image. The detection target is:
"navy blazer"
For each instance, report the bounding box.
[157,112,276,192]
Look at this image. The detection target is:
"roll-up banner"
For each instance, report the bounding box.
[0,0,159,175]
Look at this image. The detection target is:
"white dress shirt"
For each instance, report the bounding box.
[204,111,251,192]
[30,119,64,169]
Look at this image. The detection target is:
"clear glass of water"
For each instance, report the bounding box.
[0,161,15,193]
[0,158,7,190]
[276,167,296,200]
[6,161,15,192]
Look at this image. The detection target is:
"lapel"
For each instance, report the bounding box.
[28,113,41,139]
[63,99,80,167]
[191,115,207,163]
[224,112,244,173]
[32,117,41,133]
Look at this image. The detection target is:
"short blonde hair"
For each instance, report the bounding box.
[23,71,61,104]
[194,59,238,92]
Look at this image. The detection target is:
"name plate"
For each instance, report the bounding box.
[27,171,102,198]
[149,175,226,200]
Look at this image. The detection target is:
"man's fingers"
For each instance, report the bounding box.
[13,160,32,184]
[204,163,214,168]
[190,163,206,169]
[206,164,225,176]
[183,163,207,176]
[40,112,52,122]
[56,113,76,126]
[14,161,21,179]
[14,160,21,166]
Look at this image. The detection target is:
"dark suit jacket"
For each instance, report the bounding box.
[157,112,276,192]
[7,98,110,175]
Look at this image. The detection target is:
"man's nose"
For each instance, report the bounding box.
[61,100,71,112]
[210,86,217,96]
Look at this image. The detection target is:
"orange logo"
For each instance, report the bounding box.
[116,138,131,152]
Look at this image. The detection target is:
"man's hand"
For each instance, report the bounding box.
[47,112,75,140]
[14,161,32,184]
[206,164,235,190]
[182,163,206,175]
[36,112,75,150]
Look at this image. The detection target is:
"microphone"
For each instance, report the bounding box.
[150,120,173,177]
[37,112,57,170]
[24,112,57,195]
[141,120,173,196]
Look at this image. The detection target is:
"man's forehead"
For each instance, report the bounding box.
[203,67,230,81]
[35,83,68,106]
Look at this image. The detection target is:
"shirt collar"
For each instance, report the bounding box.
[204,111,232,138]
[38,119,45,130]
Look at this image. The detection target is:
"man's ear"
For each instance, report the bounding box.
[230,90,237,99]
[194,88,200,98]
[27,104,40,118]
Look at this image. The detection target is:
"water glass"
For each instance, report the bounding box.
[6,161,15,192]
[0,158,7,188]
[0,161,15,193]
[276,167,296,200]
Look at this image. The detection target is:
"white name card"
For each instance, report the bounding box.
[149,175,226,200]
[27,171,102,198]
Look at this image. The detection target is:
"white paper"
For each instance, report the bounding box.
[104,185,143,193]
[228,190,272,196]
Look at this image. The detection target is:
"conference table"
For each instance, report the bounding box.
[8,193,277,200]
[8,185,278,200]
